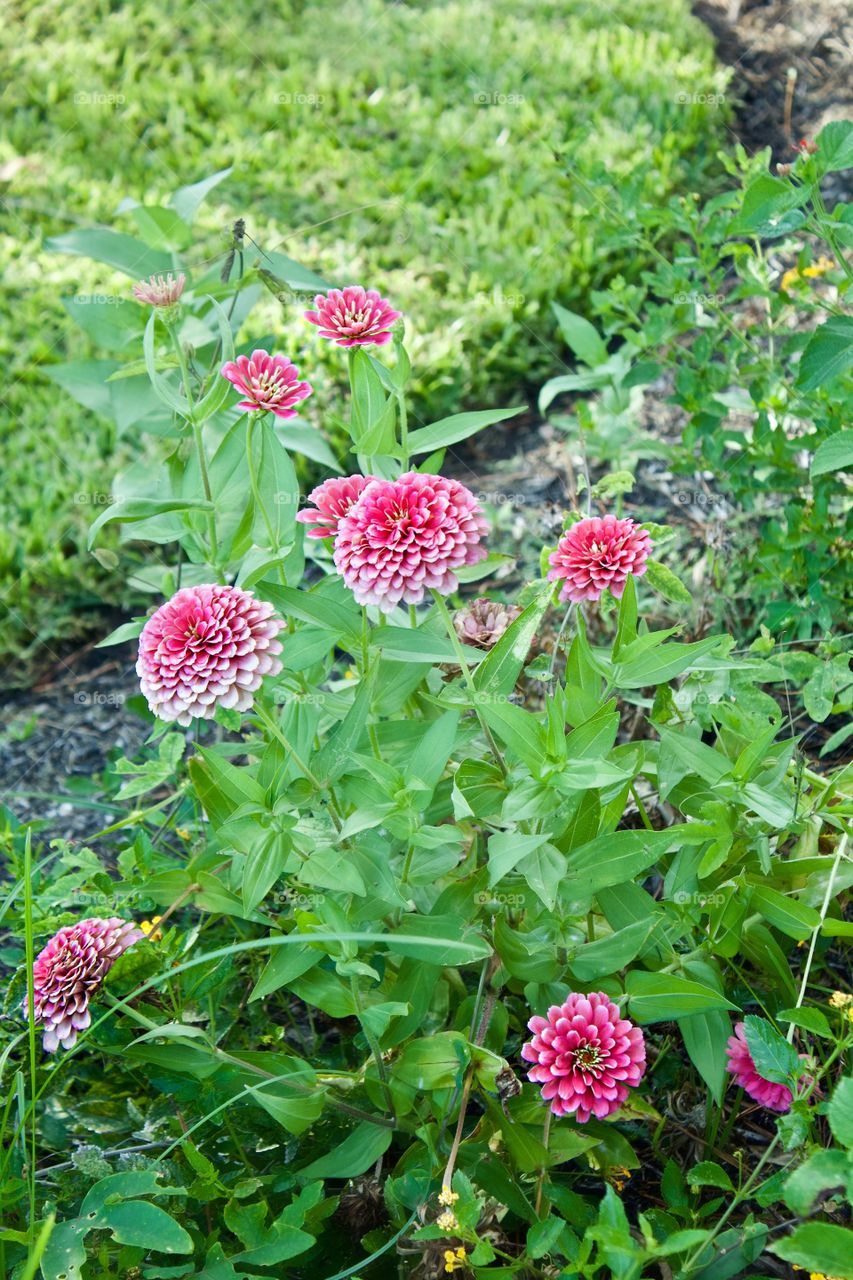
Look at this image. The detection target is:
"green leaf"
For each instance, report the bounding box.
[643,558,692,607]
[87,498,212,549]
[143,310,191,416]
[796,316,853,391]
[783,1149,851,1215]
[170,167,233,222]
[828,1076,853,1148]
[298,1123,393,1178]
[98,1201,193,1254]
[242,833,291,914]
[742,1015,801,1086]
[405,406,524,456]
[373,626,481,665]
[770,1223,853,1279]
[627,972,739,1022]
[262,582,361,648]
[568,920,656,983]
[394,1031,468,1089]
[816,119,853,173]
[750,884,821,940]
[679,1010,730,1106]
[564,828,690,894]
[552,302,608,365]
[488,831,552,884]
[131,204,192,251]
[777,1006,832,1039]
[811,428,853,477]
[732,175,810,237]
[313,669,377,783]
[613,636,721,688]
[687,1161,734,1192]
[473,580,553,697]
[45,228,172,278]
[527,1215,567,1260]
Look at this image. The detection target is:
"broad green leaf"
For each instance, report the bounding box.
[394,1031,468,1089]
[170,166,233,222]
[488,831,552,884]
[564,827,691,894]
[816,119,853,173]
[45,228,172,277]
[777,1006,832,1039]
[552,302,608,365]
[98,1201,193,1254]
[679,1010,730,1106]
[405,406,524,455]
[568,920,657,982]
[742,1015,801,1086]
[784,1150,852,1215]
[811,429,853,477]
[313,668,377,783]
[732,175,810,237]
[473,580,552,697]
[644,558,692,607]
[796,316,853,391]
[687,1161,734,1192]
[750,884,821,940]
[627,971,739,1022]
[828,1076,853,1148]
[298,1123,393,1177]
[613,636,721,688]
[770,1222,853,1278]
[87,497,212,549]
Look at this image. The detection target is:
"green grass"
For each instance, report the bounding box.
[0,0,728,674]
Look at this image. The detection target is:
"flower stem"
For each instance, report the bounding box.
[168,320,220,571]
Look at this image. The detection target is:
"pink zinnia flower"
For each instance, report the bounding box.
[137,583,284,725]
[548,515,652,603]
[521,991,646,1123]
[304,285,401,347]
[333,471,488,611]
[132,272,186,307]
[296,474,374,539]
[725,1022,793,1113]
[25,917,143,1053]
[220,350,312,418]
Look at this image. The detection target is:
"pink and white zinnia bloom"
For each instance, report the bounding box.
[304,285,401,347]
[132,272,186,307]
[296,474,374,539]
[333,472,488,611]
[220,350,312,418]
[137,583,284,725]
[521,991,647,1123]
[25,917,144,1052]
[548,515,651,604]
[725,1022,793,1113]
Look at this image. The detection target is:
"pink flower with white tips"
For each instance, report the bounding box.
[137,583,284,725]
[133,272,186,307]
[296,474,374,539]
[220,349,312,418]
[304,285,401,347]
[548,515,651,604]
[333,471,488,611]
[521,991,646,1123]
[25,917,144,1052]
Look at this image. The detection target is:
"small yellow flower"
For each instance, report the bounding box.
[436,1210,459,1232]
[438,1186,460,1207]
[828,991,852,1009]
[608,1164,632,1192]
[139,916,163,941]
[444,1247,467,1274]
[781,256,836,291]
[176,827,192,841]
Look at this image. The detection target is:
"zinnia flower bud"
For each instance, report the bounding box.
[725,1022,795,1113]
[25,917,143,1052]
[304,285,401,347]
[296,474,374,539]
[136,583,284,725]
[333,472,488,611]
[132,272,186,307]
[220,350,312,418]
[521,991,646,1122]
[547,514,651,603]
[453,597,522,649]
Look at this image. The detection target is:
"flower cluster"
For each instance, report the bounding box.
[25,917,143,1052]
[137,583,284,725]
[521,991,646,1122]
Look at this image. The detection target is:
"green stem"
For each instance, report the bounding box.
[23,831,38,1245]
[169,321,220,570]
[788,830,848,1041]
[397,388,409,471]
[350,976,396,1120]
[431,590,508,778]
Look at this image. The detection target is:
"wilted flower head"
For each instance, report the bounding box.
[521,991,646,1123]
[453,597,522,649]
[333,471,488,611]
[132,272,186,307]
[137,583,284,725]
[296,474,374,539]
[25,917,143,1052]
[304,285,401,347]
[725,1022,793,1113]
[220,350,312,418]
[548,514,651,603]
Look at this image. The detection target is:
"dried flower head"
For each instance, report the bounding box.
[453,597,522,649]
